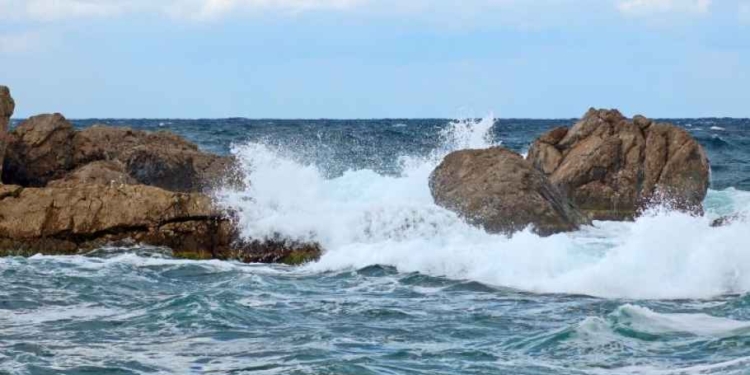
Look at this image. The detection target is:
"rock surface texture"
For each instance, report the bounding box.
[430,147,591,235]
[0,184,320,263]
[0,91,318,264]
[72,125,236,192]
[0,86,15,178]
[527,109,710,220]
[3,113,76,186]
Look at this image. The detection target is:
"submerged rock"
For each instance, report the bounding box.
[429,147,591,236]
[0,86,14,179]
[527,109,710,220]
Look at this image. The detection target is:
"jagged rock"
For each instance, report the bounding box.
[527,109,710,220]
[2,113,76,186]
[2,117,237,192]
[0,184,321,264]
[430,147,591,235]
[0,86,14,179]
[47,160,137,188]
[72,125,236,192]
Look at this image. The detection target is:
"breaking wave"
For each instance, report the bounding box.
[216,116,750,300]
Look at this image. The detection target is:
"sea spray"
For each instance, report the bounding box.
[217,117,750,300]
[6,117,750,374]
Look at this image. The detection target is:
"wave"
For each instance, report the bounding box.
[216,116,750,300]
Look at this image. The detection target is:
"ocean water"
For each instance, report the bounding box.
[2,116,750,374]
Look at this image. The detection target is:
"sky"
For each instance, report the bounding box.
[0,0,748,119]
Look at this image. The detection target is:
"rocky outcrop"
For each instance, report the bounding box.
[430,147,591,235]
[1,116,236,192]
[47,160,137,188]
[0,89,315,265]
[0,86,16,179]
[3,113,76,186]
[72,125,236,192]
[527,109,710,220]
[0,184,321,263]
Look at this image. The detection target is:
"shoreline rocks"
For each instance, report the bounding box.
[0,87,319,264]
[0,184,320,263]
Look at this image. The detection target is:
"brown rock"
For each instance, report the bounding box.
[527,109,710,220]
[72,125,236,192]
[430,147,590,236]
[0,86,16,179]
[642,123,711,212]
[47,160,137,188]
[0,184,321,264]
[2,113,76,186]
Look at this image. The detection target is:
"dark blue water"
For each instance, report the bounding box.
[2,117,750,374]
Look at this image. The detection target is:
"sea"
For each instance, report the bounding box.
[2,116,750,374]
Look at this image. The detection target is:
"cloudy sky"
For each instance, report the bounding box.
[1,0,748,118]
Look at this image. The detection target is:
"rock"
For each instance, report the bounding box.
[47,160,137,188]
[0,86,16,179]
[429,147,591,235]
[72,125,236,192]
[527,109,710,220]
[2,113,76,187]
[710,214,744,227]
[0,184,321,264]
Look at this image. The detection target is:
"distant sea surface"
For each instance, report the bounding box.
[3,117,750,374]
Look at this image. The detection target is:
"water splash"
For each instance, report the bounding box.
[216,116,750,299]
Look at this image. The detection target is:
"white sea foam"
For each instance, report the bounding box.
[611,304,750,337]
[216,115,750,300]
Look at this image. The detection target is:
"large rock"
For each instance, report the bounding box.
[47,160,137,188]
[527,109,710,220]
[72,125,236,192]
[0,184,320,264]
[430,147,591,235]
[0,86,16,179]
[2,118,236,192]
[2,113,75,186]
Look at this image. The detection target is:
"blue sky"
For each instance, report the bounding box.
[0,0,748,118]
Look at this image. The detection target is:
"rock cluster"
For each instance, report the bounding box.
[2,114,236,192]
[430,109,710,235]
[0,87,319,264]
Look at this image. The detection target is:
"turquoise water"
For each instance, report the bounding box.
[2,117,750,374]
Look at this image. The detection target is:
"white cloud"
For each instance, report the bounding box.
[0,0,721,22]
[617,0,712,16]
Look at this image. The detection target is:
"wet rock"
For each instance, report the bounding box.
[710,214,744,228]
[0,184,321,264]
[0,86,14,179]
[527,109,709,220]
[2,113,76,186]
[430,146,591,236]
